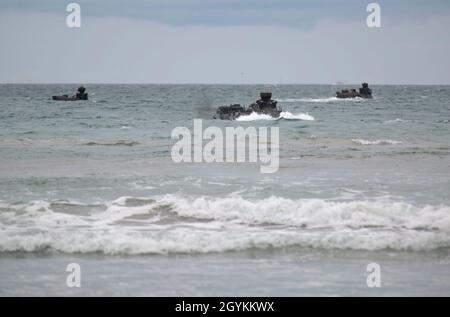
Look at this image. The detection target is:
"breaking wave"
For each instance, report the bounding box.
[1,196,449,254]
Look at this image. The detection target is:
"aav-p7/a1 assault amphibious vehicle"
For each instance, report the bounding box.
[215,92,282,120]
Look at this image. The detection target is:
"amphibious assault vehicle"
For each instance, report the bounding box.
[215,92,282,120]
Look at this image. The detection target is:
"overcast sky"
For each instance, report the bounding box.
[1,0,450,84]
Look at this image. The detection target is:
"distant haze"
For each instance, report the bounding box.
[1,0,450,84]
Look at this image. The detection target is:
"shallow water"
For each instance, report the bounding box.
[0,84,449,295]
[1,250,450,297]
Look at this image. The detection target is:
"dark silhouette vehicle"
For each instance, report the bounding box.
[215,92,282,120]
[52,86,88,101]
[336,83,373,99]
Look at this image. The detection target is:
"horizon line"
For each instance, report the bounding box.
[2,82,450,86]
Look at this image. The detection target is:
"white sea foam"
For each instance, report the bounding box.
[160,196,450,231]
[385,118,408,124]
[279,97,363,103]
[279,112,315,121]
[1,196,449,254]
[235,112,274,121]
[352,139,403,146]
[236,111,314,122]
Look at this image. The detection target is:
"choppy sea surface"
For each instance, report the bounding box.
[0,84,449,296]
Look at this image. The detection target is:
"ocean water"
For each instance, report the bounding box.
[0,84,449,296]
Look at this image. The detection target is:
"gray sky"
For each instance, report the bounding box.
[1,0,450,84]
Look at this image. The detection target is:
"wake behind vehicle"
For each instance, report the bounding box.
[215,92,282,120]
